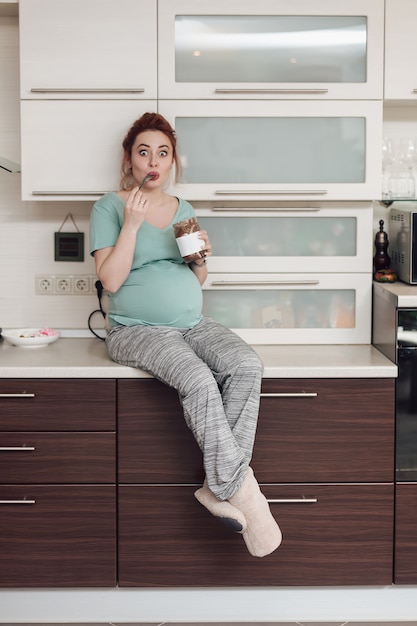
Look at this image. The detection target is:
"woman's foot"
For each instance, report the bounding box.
[194,479,247,533]
[229,467,282,557]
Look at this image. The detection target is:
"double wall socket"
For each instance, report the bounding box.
[36,274,98,295]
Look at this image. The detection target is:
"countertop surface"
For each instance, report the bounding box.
[0,336,397,378]
[373,280,417,307]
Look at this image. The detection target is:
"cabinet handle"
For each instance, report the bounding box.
[210,280,320,286]
[267,498,318,504]
[214,190,328,196]
[412,89,417,93]
[32,191,108,196]
[0,447,36,451]
[0,500,36,505]
[214,89,328,94]
[0,393,35,398]
[211,206,321,212]
[260,392,318,398]
[30,88,145,94]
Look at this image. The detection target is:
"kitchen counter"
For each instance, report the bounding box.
[0,336,397,378]
[373,280,417,307]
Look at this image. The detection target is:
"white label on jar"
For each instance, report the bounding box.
[176,231,204,256]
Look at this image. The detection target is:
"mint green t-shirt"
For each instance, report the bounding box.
[90,192,203,329]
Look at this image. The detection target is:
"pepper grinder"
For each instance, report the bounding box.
[373,219,391,273]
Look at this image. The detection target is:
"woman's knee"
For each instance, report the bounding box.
[236,348,264,379]
[179,361,220,398]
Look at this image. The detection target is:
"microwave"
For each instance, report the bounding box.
[389,205,417,284]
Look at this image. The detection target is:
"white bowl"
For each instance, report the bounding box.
[2,328,60,348]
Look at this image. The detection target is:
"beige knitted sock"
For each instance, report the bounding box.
[229,466,282,557]
[194,479,247,533]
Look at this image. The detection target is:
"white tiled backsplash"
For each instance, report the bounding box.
[2,16,417,331]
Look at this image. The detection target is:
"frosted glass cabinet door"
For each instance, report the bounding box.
[161,100,382,201]
[19,0,157,99]
[158,0,383,99]
[197,204,372,273]
[202,273,371,344]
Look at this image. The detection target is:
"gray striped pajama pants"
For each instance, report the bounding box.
[106,316,264,500]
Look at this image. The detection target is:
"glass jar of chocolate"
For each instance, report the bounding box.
[173,217,205,263]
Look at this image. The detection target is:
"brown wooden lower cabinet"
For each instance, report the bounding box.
[0,378,117,588]
[0,432,116,483]
[0,485,117,587]
[395,482,417,584]
[118,483,394,587]
[0,376,396,588]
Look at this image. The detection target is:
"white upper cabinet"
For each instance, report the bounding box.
[158,0,384,100]
[384,0,417,102]
[20,100,156,201]
[196,204,372,274]
[161,100,382,201]
[19,0,157,99]
[201,272,371,344]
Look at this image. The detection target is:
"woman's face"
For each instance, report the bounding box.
[128,129,175,188]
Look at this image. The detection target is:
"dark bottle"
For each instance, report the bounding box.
[373,219,391,273]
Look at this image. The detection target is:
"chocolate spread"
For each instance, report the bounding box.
[173,217,205,263]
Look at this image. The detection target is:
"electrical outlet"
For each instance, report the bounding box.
[55,275,73,294]
[73,275,91,294]
[35,274,94,295]
[90,275,100,295]
[36,275,55,294]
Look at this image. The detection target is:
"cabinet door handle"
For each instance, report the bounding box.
[261,392,318,398]
[0,393,35,398]
[210,280,320,286]
[0,500,36,505]
[211,206,321,212]
[214,89,328,94]
[215,190,328,196]
[30,88,145,94]
[0,447,36,451]
[267,498,318,504]
[31,191,108,196]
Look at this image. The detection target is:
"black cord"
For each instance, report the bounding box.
[88,280,106,341]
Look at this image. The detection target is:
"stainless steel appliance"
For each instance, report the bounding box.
[373,287,417,479]
[396,309,417,480]
[389,205,417,284]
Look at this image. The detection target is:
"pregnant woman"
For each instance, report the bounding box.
[89,111,282,558]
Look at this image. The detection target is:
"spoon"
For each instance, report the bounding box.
[138,174,153,190]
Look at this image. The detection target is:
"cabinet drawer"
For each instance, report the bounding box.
[20,100,157,201]
[19,0,157,99]
[161,100,382,202]
[384,0,417,101]
[118,380,203,484]
[197,204,372,274]
[158,0,383,101]
[0,433,116,483]
[202,272,371,344]
[253,378,395,482]
[0,379,116,430]
[118,483,393,587]
[394,483,417,584]
[0,485,116,587]
[118,379,394,484]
